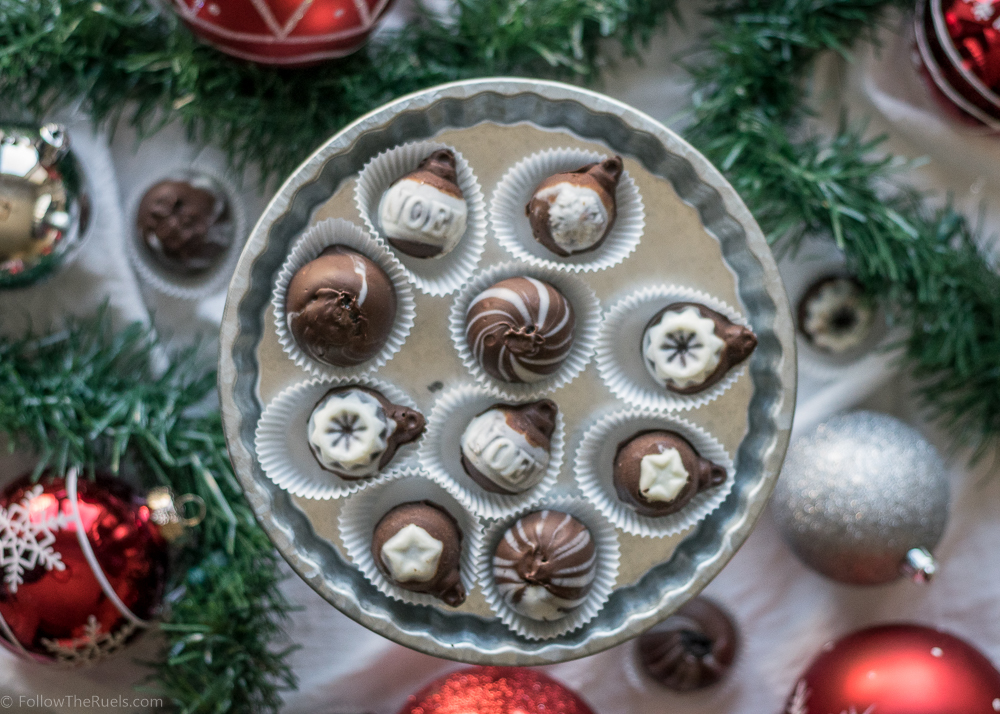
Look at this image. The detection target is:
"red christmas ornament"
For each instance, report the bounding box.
[171,0,394,67]
[0,471,169,666]
[914,0,1000,129]
[785,624,1000,714]
[399,667,595,714]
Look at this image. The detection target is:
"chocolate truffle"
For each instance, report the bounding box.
[465,277,576,383]
[137,179,232,274]
[637,596,738,691]
[613,431,726,517]
[371,501,465,606]
[526,156,623,257]
[460,399,558,494]
[286,246,397,367]
[378,149,468,259]
[642,302,756,394]
[798,275,875,353]
[492,510,596,621]
[307,386,425,479]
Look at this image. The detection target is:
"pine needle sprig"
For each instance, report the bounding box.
[0,311,296,713]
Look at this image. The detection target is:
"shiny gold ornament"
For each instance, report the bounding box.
[0,123,89,288]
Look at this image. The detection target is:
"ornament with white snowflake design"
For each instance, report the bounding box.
[0,471,169,666]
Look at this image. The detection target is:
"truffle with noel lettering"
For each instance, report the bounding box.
[460,399,558,494]
[641,302,756,395]
[371,501,466,606]
[378,149,468,258]
[307,386,425,480]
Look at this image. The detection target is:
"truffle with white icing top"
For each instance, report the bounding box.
[797,276,875,353]
[377,149,468,258]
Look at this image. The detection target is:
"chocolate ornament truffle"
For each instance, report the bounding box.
[526,156,623,257]
[492,510,596,621]
[460,399,558,494]
[637,596,738,691]
[286,246,397,367]
[378,149,468,258]
[307,386,425,479]
[137,179,232,274]
[371,501,466,606]
[798,275,875,353]
[466,277,576,384]
[642,302,757,395]
[613,431,726,517]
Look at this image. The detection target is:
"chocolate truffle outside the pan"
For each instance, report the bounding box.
[137,179,232,274]
[613,430,727,517]
[526,156,623,257]
[307,386,425,480]
[377,149,468,259]
[286,246,397,367]
[371,501,466,606]
[642,302,757,395]
[459,399,558,494]
[465,276,576,384]
[797,275,875,354]
[492,509,597,621]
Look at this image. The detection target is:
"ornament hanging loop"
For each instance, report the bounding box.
[901,546,937,584]
[175,493,207,528]
[147,487,206,541]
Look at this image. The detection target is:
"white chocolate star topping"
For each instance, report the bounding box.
[639,448,689,502]
[380,524,443,583]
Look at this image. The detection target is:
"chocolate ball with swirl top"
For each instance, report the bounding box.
[460,399,558,495]
[642,302,756,395]
[372,501,466,606]
[526,156,623,257]
[465,277,575,383]
[286,246,397,367]
[637,596,738,691]
[307,386,425,480]
[492,510,596,621]
[613,431,726,517]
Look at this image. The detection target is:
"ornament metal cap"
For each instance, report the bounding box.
[147,488,206,542]
[901,546,937,584]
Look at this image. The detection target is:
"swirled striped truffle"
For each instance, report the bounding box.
[492,510,596,621]
[465,277,575,384]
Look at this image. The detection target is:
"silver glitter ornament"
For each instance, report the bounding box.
[0,123,90,288]
[771,411,948,585]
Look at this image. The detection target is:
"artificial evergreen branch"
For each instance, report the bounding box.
[0,312,296,713]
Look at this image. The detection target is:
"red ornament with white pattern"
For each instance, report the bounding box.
[0,471,169,666]
[785,624,1000,714]
[171,0,394,67]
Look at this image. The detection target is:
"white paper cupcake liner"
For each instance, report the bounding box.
[448,262,601,400]
[338,469,483,608]
[354,141,487,296]
[475,496,620,640]
[255,376,423,500]
[271,218,416,378]
[418,384,566,520]
[573,408,735,538]
[489,148,645,273]
[125,164,247,300]
[595,285,751,411]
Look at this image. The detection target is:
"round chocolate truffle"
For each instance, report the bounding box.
[526,156,623,257]
[307,386,425,479]
[137,178,232,274]
[637,596,738,691]
[371,501,465,606]
[613,430,726,517]
[465,277,576,384]
[492,510,596,621]
[286,246,397,367]
[798,275,875,353]
[642,302,757,395]
[378,149,468,259]
[460,399,558,494]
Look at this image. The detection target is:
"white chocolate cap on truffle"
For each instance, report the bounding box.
[380,524,443,583]
[642,306,725,388]
[536,182,609,254]
[639,448,689,503]
[307,389,395,477]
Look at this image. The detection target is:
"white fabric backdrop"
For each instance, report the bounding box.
[2,5,1000,713]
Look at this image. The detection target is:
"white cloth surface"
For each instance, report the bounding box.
[2,5,1000,713]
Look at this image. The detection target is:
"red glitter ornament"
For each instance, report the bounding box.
[785,624,1000,714]
[399,667,595,714]
[0,471,169,666]
[915,0,1000,129]
[170,0,394,67]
